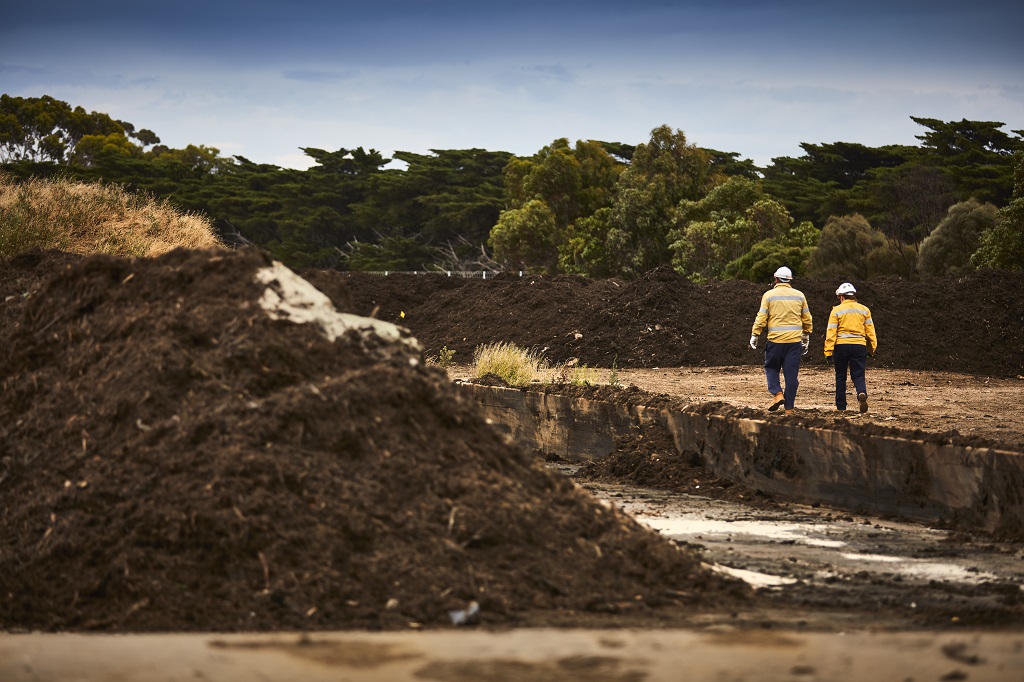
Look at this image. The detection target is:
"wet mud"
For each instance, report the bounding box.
[580,474,1024,631]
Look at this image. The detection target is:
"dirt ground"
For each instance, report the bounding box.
[592,366,1024,450]
[1,247,1022,636]
[447,363,1024,451]
[340,266,1024,450]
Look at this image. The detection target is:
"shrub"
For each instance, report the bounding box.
[917,199,998,277]
[971,197,1024,271]
[426,345,456,369]
[805,214,888,279]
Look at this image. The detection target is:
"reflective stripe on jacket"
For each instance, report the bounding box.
[751,283,812,344]
[824,300,877,356]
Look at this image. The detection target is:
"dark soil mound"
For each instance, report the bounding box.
[337,267,1024,377]
[0,248,743,633]
[573,420,779,508]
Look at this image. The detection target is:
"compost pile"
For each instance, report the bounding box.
[338,267,1024,377]
[0,248,743,633]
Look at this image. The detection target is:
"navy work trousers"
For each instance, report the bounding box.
[832,344,868,410]
[763,341,803,410]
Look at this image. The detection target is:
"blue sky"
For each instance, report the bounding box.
[3,0,1022,169]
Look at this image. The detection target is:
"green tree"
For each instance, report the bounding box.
[495,138,622,273]
[723,221,820,282]
[0,94,148,165]
[593,140,635,163]
[558,207,617,277]
[972,151,1024,271]
[1,95,74,163]
[489,199,559,273]
[702,148,761,180]
[805,214,892,279]
[851,163,957,277]
[917,199,998,277]
[668,176,797,282]
[343,235,441,271]
[357,148,511,251]
[607,125,714,277]
[971,198,1024,271]
[71,133,143,165]
[910,116,1022,204]
[785,141,911,190]
[761,141,912,225]
[286,147,396,259]
[150,144,236,176]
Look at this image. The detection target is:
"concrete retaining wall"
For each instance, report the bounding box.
[459,384,1024,539]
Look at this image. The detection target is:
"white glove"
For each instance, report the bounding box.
[801,332,810,355]
[749,335,758,350]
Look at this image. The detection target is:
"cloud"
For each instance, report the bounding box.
[522,65,576,84]
[0,63,46,78]
[282,69,359,84]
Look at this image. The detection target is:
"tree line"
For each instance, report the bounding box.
[2,94,1022,280]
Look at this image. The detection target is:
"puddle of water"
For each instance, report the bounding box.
[707,563,797,589]
[838,553,999,583]
[634,514,849,548]
[623,502,1004,587]
[591,481,1021,592]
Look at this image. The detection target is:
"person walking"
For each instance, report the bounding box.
[749,266,813,414]
[823,282,877,414]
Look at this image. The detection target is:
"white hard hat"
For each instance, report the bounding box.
[836,282,857,296]
[773,266,793,281]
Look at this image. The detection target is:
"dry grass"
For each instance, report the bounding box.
[470,344,609,388]
[472,342,547,387]
[0,174,223,258]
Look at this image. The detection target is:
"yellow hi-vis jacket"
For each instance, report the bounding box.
[823,299,877,356]
[751,283,813,344]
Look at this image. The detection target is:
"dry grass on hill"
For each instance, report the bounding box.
[0,174,222,258]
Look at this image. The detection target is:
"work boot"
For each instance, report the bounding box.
[767,393,784,411]
[857,392,868,414]
[785,409,794,415]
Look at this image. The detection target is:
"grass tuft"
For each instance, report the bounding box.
[551,358,598,386]
[472,342,545,387]
[608,354,620,387]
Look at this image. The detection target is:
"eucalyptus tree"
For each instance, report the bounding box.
[605,125,715,277]
[0,94,158,165]
[489,199,560,273]
[494,138,622,273]
[669,176,810,282]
